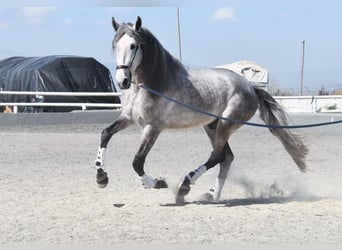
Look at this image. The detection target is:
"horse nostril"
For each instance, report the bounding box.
[122,78,128,88]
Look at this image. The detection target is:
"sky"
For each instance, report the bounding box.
[1,0,342,94]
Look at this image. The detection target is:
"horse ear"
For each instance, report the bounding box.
[112,17,120,32]
[134,16,142,31]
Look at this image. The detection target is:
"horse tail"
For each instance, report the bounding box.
[254,87,308,172]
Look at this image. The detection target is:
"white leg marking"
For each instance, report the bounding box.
[209,177,226,201]
[188,165,207,184]
[95,147,106,169]
[139,174,157,189]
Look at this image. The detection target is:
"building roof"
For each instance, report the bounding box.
[216,60,268,83]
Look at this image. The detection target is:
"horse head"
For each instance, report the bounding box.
[112,16,143,89]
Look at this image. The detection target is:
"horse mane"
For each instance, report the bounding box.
[113,22,186,91]
[113,22,145,46]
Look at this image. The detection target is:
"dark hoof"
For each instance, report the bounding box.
[154,179,168,189]
[174,176,192,205]
[175,195,185,205]
[96,169,108,188]
[177,176,191,197]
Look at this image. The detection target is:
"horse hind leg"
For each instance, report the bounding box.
[176,148,231,204]
[199,123,234,201]
[203,142,234,202]
[176,120,238,204]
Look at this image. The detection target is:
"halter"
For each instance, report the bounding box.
[116,65,130,70]
[116,44,140,71]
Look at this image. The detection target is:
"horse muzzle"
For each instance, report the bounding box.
[115,65,132,89]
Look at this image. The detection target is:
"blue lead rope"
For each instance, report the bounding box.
[138,84,342,129]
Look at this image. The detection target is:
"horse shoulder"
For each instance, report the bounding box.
[124,88,165,128]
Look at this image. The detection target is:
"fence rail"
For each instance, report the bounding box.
[2,91,341,114]
[0,91,122,97]
[0,91,122,113]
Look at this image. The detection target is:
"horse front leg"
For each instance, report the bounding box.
[95,115,130,188]
[133,124,168,189]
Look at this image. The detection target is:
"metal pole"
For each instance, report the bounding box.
[300,40,305,96]
[177,7,182,63]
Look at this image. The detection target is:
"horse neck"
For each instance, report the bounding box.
[136,37,184,91]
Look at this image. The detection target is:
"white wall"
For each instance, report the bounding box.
[274,95,342,113]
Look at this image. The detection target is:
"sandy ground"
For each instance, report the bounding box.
[0,112,341,244]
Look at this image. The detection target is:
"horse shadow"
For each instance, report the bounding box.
[160,195,321,207]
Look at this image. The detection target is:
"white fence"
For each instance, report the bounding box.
[274,95,342,113]
[0,91,122,113]
[1,90,341,114]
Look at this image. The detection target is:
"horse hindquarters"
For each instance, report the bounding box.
[176,93,257,204]
[254,87,308,171]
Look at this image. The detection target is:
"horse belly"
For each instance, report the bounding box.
[163,107,217,129]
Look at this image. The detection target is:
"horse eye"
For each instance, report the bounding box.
[130,44,136,50]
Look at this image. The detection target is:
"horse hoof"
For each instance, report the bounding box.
[200,192,214,202]
[154,179,168,189]
[97,181,108,189]
[175,195,185,205]
[96,169,108,188]
[177,176,191,197]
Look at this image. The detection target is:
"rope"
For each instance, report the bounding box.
[138,84,342,129]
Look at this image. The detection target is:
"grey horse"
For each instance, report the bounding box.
[95,16,308,204]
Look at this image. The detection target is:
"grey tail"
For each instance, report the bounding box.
[254,87,308,172]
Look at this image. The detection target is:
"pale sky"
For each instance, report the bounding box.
[1,0,342,94]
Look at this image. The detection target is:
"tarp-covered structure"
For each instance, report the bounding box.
[216,60,269,90]
[0,56,120,112]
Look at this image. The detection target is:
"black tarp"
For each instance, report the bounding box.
[0,56,120,112]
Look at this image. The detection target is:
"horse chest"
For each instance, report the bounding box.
[131,106,148,127]
[126,93,158,128]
